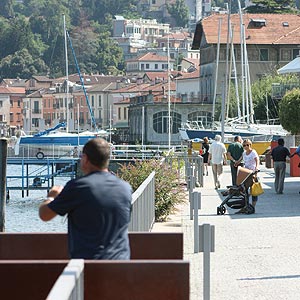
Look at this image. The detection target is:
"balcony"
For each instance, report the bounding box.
[32,109,41,114]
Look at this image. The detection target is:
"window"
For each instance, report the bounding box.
[118,107,121,120]
[259,49,268,61]
[293,49,300,59]
[99,95,102,106]
[17,100,21,107]
[141,63,144,70]
[146,63,149,69]
[123,107,127,120]
[91,96,94,107]
[152,0,156,4]
[0,101,2,108]
[155,64,158,69]
[281,49,291,61]
[10,112,13,122]
[153,111,182,134]
[10,100,13,107]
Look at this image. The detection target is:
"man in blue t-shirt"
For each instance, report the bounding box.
[39,138,132,260]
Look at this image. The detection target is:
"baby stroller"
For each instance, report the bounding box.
[217,167,258,215]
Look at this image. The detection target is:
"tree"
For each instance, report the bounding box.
[279,89,300,134]
[246,0,296,13]
[0,16,44,60]
[250,73,299,122]
[167,0,189,28]
[0,48,49,79]
[0,0,14,18]
[82,0,139,23]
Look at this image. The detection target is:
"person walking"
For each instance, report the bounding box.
[242,139,260,209]
[201,137,210,176]
[227,135,244,185]
[208,134,227,189]
[39,138,132,260]
[271,138,291,194]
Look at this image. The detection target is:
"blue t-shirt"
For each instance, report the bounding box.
[48,171,132,260]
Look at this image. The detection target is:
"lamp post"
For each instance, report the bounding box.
[77,102,80,146]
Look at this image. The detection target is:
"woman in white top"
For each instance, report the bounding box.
[242,139,259,208]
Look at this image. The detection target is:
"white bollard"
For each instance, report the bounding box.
[193,191,201,253]
[199,224,215,300]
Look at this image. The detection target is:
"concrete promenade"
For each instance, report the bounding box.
[152,163,300,300]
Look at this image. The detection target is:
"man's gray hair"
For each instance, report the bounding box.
[215,134,221,142]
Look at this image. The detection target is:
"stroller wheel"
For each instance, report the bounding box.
[217,206,226,215]
[245,204,255,214]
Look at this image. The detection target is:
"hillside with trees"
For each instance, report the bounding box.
[0,0,140,79]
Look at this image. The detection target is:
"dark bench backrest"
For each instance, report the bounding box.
[0,232,183,259]
[84,260,189,300]
[0,260,189,300]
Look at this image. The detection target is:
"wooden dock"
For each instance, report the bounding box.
[6,157,78,198]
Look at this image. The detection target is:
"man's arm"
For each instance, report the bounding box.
[39,198,57,221]
[227,151,234,162]
[39,185,63,221]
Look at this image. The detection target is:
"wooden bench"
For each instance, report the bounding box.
[0,260,189,300]
[0,232,183,260]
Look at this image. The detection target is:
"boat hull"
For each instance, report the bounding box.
[19,135,97,146]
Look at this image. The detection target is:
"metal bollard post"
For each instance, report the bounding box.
[193,191,201,253]
[189,176,194,220]
[199,224,215,300]
[0,139,8,232]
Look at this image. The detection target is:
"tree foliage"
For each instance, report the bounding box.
[250,73,299,122]
[167,0,189,28]
[0,48,49,79]
[246,0,296,13]
[279,89,300,135]
[117,159,185,222]
[0,0,14,18]
[0,0,141,78]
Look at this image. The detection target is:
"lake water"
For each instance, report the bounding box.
[4,165,69,232]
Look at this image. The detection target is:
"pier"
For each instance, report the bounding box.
[6,157,78,198]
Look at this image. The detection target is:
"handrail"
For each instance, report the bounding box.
[46,259,84,300]
[129,171,155,232]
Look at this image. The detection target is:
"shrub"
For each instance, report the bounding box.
[117,159,186,221]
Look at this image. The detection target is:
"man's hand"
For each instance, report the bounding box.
[48,185,63,198]
[39,185,63,222]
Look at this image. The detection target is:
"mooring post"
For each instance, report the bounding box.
[0,138,8,232]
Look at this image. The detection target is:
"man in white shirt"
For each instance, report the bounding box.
[208,135,227,189]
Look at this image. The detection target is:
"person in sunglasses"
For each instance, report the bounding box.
[241,139,260,210]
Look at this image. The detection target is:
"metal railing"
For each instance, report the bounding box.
[46,259,84,300]
[129,171,155,232]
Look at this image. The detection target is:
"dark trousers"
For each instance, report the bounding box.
[274,161,286,193]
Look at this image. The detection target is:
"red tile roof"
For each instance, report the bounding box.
[126,52,175,62]
[0,86,25,94]
[202,13,300,45]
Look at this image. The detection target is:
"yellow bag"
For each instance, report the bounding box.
[251,181,264,196]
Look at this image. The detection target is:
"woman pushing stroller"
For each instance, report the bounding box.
[235,139,260,213]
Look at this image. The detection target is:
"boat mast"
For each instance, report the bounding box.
[167,34,171,149]
[212,18,222,128]
[237,0,246,122]
[221,1,231,141]
[66,32,97,130]
[231,25,241,119]
[63,14,69,133]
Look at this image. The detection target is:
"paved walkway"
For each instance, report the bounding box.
[152,163,300,300]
